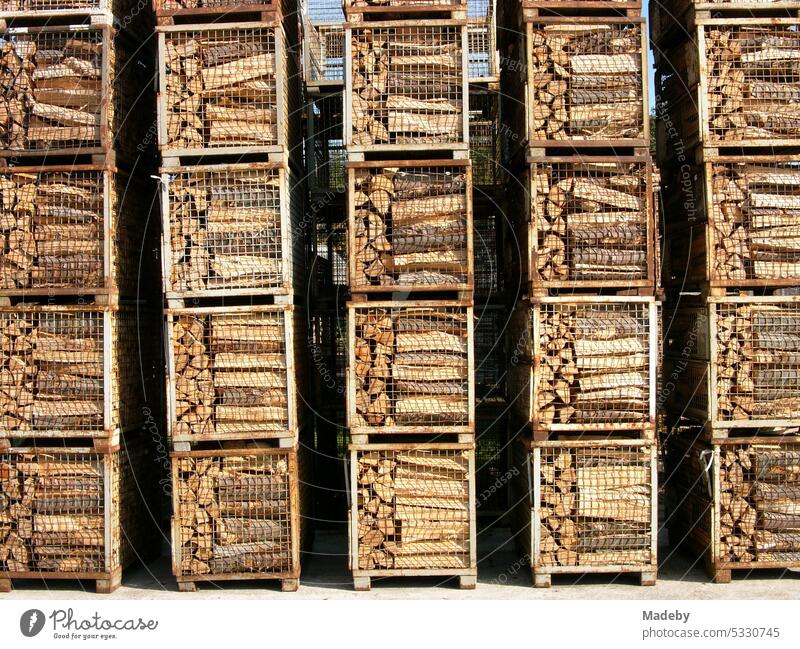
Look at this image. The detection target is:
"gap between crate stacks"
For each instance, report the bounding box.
[347,159,473,293]
[345,20,471,154]
[667,434,800,583]
[349,441,477,590]
[0,435,159,594]
[166,304,308,448]
[511,437,657,588]
[171,444,310,592]
[507,297,659,441]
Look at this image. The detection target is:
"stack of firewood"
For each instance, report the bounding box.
[654,0,800,582]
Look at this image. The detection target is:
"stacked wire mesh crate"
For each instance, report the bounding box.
[343,0,477,590]
[0,0,160,593]
[152,0,309,592]
[500,0,659,587]
[653,0,800,583]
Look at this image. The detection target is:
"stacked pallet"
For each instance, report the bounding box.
[654,0,800,582]
[153,0,308,592]
[0,1,159,593]
[500,0,659,587]
[343,0,477,590]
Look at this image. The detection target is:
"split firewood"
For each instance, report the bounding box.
[532,161,648,282]
[168,168,283,292]
[705,26,800,143]
[356,449,470,570]
[350,26,463,145]
[175,454,293,575]
[353,306,469,427]
[710,162,800,282]
[352,166,468,288]
[528,24,643,141]
[163,30,278,149]
[539,446,652,567]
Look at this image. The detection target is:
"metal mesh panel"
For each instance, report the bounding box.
[351,304,470,429]
[0,310,104,435]
[162,27,278,150]
[705,24,800,144]
[710,161,800,283]
[350,25,465,145]
[536,443,653,567]
[354,446,472,570]
[174,452,294,576]
[469,89,500,187]
[308,93,345,192]
[475,306,504,399]
[527,22,644,141]
[532,160,651,285]
[307,0,344,24]
[535,301,652,425]
[0,451,108,573]
[350,164,470,289]
[473,207,499,295]
[166,165,285,293]
[171,309,290,440]
[320,25,344,81]
[714,300,800,422]
[467,0,494,80]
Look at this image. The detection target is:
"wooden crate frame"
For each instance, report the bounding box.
[507,296,659,438]
[344,20,471,154]
[523,17,649,148]
[159,161,305,300]
[0,435,157,593]
[170,445,303,592]
[156,21,300,162]
[347,441,477,590]
[153,0,286,21]
[346,159,474,294]
[0,165,152,299]
[0,304,154,448]
[347,300,475,436]
[514,437,657,588]
[165,304,308,445]
[516,154,657,293]
[344,0,467,23]
[0,0,138,23]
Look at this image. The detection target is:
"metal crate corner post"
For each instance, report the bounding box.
[156,30,168,151]
[344,26,354,148]
[102,171,113,292]
[346,166,358,289]
[158,170,174,295]
[461,22,471,145]
[467,304,477,430]
[468,447,478,569]
[708,299,719,429]
[346,304,357,430]
[648,299,659,428]
[285,306,299,434]
[103,309,114,437]
[102,452,114,575]
[279,165,293,292]
[531,445,541,573]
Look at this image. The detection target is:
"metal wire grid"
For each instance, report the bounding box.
[351,164,469,289]
[162,27,279,150]
[174,453,293,576]
[171,310,289,440]
[307,24,345,82]
[705,25,800,143]
[0,310,104,435]
[355,446,472,570]
[0,451,107,573]
[0,28,104,151]
[476,405,507,511]
[473,207,500,295]
[306,0,344,24]
[308,93,345,192]
[528,22,644,141]
[536,444,653,567]
[166,166,284,293]
[352,305,470,429]
[710,161,800,283]
[350,25,465,145]
[714,301,800,422]
[467,0,495,81]
[475,306,505,399]
[532,161,650,284]
[535,302,652,425]
[313,216,347,288]
[469,89,500,187]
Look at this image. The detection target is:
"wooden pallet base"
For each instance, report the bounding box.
[349,432,474,445]
[160,148,293,168]
[348,290,473,304]
[522,6,640,20]
[346,8,467,23]
[532,567,656,588]
[528,425,656,442]
[0,430,122,454]
[0,290,120,306]
[0,150,117,167]
[156,7,281,27]
[526,285,658,299]
[170,435,298,451]
[0,10,114,30]
[176,575,299,592]
[346,146,469,162]
[352,571,477,591]
[0,567,122,594]
[165,292,295,309]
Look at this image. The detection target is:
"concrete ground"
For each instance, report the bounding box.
[2,527,799,600]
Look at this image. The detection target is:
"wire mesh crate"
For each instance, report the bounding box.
[0,0,137,16]
[0,435,157,593]
[307,93,346,193]
[469,87,501,187]
[518,156,656,291]
[514,438,657,587]
[349,442,476,588]
[166,305,308,444]
[467,0,497,82]
[304,22,345,84]
[0,166,151,297]
[348,160,473,292]
[0,24,149,160]
[348,301,474,435]
[160,162,305,299]
[473,202,501,296]
[157,22,299,159]
[475,304,505,399]
[171,446,303,590]
[305,0,344,24]
[0,305,153,444]
[507,297,658,437]
[346,21,469,151]
[524,18,647,145]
